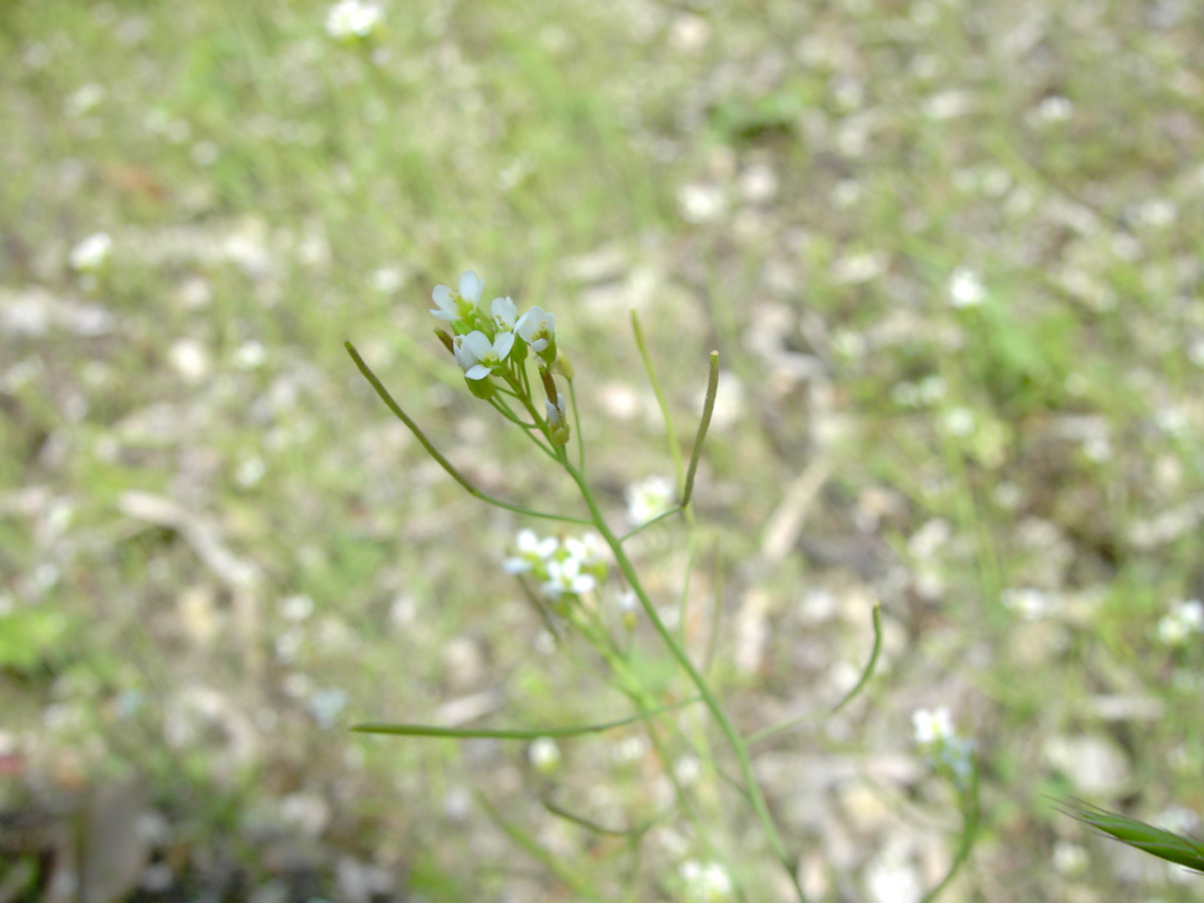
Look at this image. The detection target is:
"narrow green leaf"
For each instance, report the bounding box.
[1059,799,1204,874]
[352,697,700,739]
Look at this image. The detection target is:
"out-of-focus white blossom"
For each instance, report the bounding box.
[325,0,383,40]
[1157,599,1204,647]
[69,232,112,271]
[543,555,596,598]
[913,706,974,785]
[679,859,734,902]
[948,268,986,308]
[503,529,558,574]
[528,737,562,772]
[625,475,675,526]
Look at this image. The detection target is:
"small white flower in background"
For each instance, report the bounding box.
[233,340,266,369]
[1000,587,1059,621]
[564,533,607,569]
[453,329,515,380]
[1157,599,1204,647]
[65,83,105,118]
[504,529,559,574]
[324,0,383,39]
[942,407,975,437]
[69,232,112,271]
[912,707,955,746]
[625,475,675,526]
[947,268,985,308]
[543,555,596,598]
[1029,95,1074,126]
[528,737,562,772]
[674,755,702,785]
[913,706,974,784]
[678,183,728,224]
[679,859,734,903]
[611,735,647,764]
[431,270,484,323]
[235,456,266,488]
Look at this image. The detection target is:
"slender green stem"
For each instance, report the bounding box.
[749,604,883,745]
[920,767,980,903]
[353,696,700,738]
[631,310,685,492]
[562,457,808,902]
[346,341,591,525]
[618,504,683,541]
[681,351,719,510]
[569,378,585,472]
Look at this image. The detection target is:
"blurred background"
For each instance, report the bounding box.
[2,0,1203,900]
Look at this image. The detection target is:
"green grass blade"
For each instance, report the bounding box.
[630,310,684,492]
[681,351,719,509]
[352,696,700,739]
[1059,799,1204,873]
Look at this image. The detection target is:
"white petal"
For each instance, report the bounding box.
[493,331,516,360]
[459,271,483,303]
[462,330,492,359]
[465,364,491,380]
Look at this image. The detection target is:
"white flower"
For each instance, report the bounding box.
[516,305,555,353]
[912,707,955,746]
[324,0,383,39]
[1157,599,1204,647]
[680,859,733,902]
[543,555,596,598]
[564,533,606,569]
[491,296,518,330]
[453,329,515,380]
[528,737,561,772]
[431,271,485,323]
[948,268,985,308]
[913,706,974,783]
[69,232,112,271]
[625,475,675,526]
[504,529,558,574]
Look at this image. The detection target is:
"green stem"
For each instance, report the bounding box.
[562,458,808,902]
[346,341,590,525]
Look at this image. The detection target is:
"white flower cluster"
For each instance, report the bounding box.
[325,0,383,40]
[504,529,606,600]
[912,706,974,784]
[429,272,564,436]
[625,475,675,526]
[679,859,734,903]
[1157,599,1204,647]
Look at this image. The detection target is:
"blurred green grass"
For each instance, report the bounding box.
[2,0,1204,899]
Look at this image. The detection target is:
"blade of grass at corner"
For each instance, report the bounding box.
[352,696,700,739]
[1059,799,1204,873]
